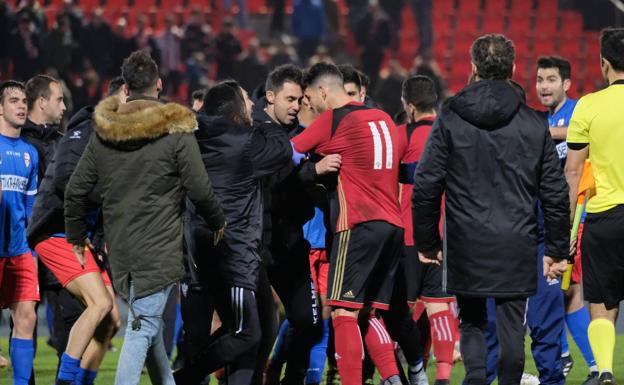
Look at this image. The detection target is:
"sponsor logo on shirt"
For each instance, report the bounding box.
[556,141,568,160]
[1,175,29,193]
[69,130,82,139]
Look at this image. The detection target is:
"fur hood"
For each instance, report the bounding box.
[93,96,197,143]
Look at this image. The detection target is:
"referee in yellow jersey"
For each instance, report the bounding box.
[565,28,624,385]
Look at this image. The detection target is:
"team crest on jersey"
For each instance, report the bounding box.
[558,118,565,127]
[24,152,30,167]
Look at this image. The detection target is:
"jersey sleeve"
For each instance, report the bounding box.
[567,96,592,144]
[291,110,333,154]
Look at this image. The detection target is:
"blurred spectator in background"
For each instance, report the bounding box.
[307,44,333,65]
[269,0,286,36]
[10,13,43,80]
[16,0,47,34]
[42,16,76,83]
[181,8,213,61]
[1,0,15,77]
[292,0,325,66]
[410,0,433,55]
[356,0,391,85]
[57,0,84,41]
[215,18,242,79]
[235,37,269,94]
[268,36,298,67]
[411,52,449,101]
[373,59,406,118]
[191,88,206,112]
[158,14,183,99]
[224,0,248,29]
[185,51,210,102]
[344,0,367,32]
[133,14,161,67]
[109,17,137,77]
[379,0,403,48]
[83,8,113,77]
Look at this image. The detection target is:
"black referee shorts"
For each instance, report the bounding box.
[327,221,403,310]
[581,204,624,310]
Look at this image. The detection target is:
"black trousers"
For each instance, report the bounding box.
[457,296,528,385]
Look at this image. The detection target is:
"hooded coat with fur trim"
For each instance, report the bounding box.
[64,96,225,300]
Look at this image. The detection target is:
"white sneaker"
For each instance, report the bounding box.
[408,367,429,385]
[520,373,540,385]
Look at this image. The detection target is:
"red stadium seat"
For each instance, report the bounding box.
[533,36,557,57]
[560,11,583,34]
[484,0,507,15]
[507,16,533,37]
[510,0,534,16]
[456,14,480,34]
[457,0,482,16]
[433,13,453,37]
[558,38,582,60]
[536,0,560,15]
[534,14,558,38]
[481,14,506,33]
[433,0,456,16]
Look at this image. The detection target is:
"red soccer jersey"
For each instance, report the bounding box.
[399,118,434,246]
[292,102,407,232]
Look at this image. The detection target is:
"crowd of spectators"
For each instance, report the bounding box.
[0,0,441,118]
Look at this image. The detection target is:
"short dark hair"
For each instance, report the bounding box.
[192,88,206,102]
[537,56,572,80]
[358,70,370,89]
[0,80,26,104]
[202,80,249,125]
[303,62,343,88]
[108,76,126,96]
[265,64,303,93]
[338,64,362,90]
[600,28,624,72]
[471,34,515,80]
[401,75,437,112]
[121,50,159,94]
[25,74,59,111]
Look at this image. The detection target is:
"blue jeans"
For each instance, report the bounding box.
[115,283,175,385]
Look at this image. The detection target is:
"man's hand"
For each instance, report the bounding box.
[72,241,88,269]
[543,256,567,282]
[418,249,443,266]
[315,154,342,175]
[213,223,226,246]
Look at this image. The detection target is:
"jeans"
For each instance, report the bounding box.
[115,283,175,385]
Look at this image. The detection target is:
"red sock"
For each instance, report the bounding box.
[429,310,456,380]
[412,301,426,323]
[364,316,399,380]
[333,316,363,385]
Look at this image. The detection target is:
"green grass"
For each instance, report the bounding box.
[1,335,622,384]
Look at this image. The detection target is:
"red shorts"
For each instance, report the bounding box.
[35,237,111,288]
[0,252,40,308]
[309,249,329,296]
[572,223,584,284]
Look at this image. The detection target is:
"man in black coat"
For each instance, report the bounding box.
[412,34,570,385]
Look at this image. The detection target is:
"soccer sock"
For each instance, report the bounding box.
[269,319,290,370]
[10,338,35,385]
[560,326,570,356]
[332,316,363,385]
[364,316,399,380]
[587,319,615,374]
[57,352,81,382]
[76,368,98,385]
[429,310,455,380]
[566,306,598,371]
[306,319,330,385]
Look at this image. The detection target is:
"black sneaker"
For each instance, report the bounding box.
[433,380,450,385]
[582,372,600,385]
[562,354,574,377]
[599,372,616,385]
[56,380,74,385]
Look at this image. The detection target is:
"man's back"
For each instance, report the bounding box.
[293,102,406,233]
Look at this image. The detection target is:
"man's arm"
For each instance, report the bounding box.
[176,133,225,232]
[412,119,449,259]
[291,110,333,154]
[549,126,567,141]
[64,136,99,246]
[539,129,570,261]
[249,123,293,178]
[564,145,589,223]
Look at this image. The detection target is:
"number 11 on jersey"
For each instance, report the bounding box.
[368,121,393,170]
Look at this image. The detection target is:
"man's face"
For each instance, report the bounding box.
[268,81,302,126]
[240,87,254,124]
[41,82,66,125]
[192,99,203,112]
[0,88,28,129]
[304,86,328,115]
[344,82,362,102]
[536,67,569,109]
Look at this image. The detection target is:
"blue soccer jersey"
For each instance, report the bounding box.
[548,97,577,160]
[0,134,38,257]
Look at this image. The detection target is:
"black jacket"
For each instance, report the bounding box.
[28,106,98,248]
[185,114,292,290]
[412,80,569,298]
[21,118,64,185]
[252,102,318,265]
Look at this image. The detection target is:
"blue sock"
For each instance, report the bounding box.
[58,352,81,382]
[76,368,98,385]
[566,306,598,370]
[561,326,570,356]
[10,338,35,385]
[306,319,330,384]
[269,319,290,370]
